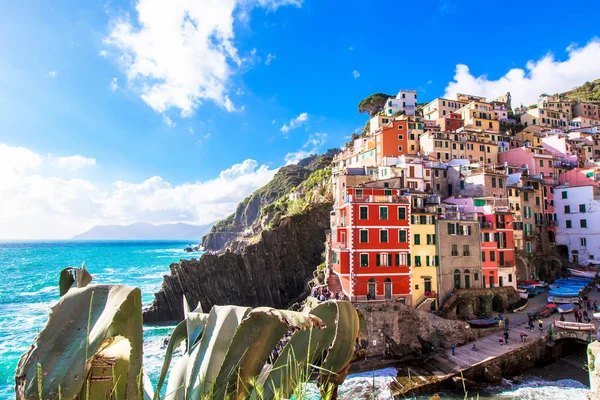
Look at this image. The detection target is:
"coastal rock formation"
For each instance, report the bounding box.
[201,152,337,251]
[143,203,331,323]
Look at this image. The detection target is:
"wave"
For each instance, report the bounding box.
[18,286,56,296]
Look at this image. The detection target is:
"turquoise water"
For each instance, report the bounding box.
[0,241,591,399]
[0,240,194,398]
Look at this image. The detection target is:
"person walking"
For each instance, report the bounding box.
[451,345,455,355]
[504,317,510,331]
[503,330,509,345]
[538,317,543,332]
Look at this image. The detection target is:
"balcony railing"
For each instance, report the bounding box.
[480,222,493,229]
[346,195,410,204]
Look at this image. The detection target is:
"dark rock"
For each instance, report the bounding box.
[483,365,502,384]
[183,247,194,253]
[143,203,331,323]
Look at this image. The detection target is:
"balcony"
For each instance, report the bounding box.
[480,222,493,229]
[496,222,507,229]
[346,194,410,204]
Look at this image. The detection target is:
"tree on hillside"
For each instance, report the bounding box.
[357,93,394,116]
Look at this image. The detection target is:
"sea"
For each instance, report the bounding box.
[0,240,592,399]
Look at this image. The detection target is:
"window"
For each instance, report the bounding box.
[539,160,544,167]
[581,219,588,228]
[398,207,406,220]
[566,220,572,228]
[474,272,479,281]
[414,234,421,245]
[580,204,586,213]
[490,252,496,262]
[499,179,503,188]
[419,215,427,224]
[384,189,392,196]
[359,206,368,219]
[356,189,363,198]
[451,244,459,256]
[398,125,404,130]
[581,237,587,247]
[380,230,388,243]
[526,242,531,253]
[360,254,368,267]
[454,269,461,289]
[564,205,570,214]
[426,255,431,266]
[398,134,403,140]
[379,207,388,220]
[481,251,486,262]
[448,223,457,235]
[398,146,403,152]
[535,197,540,206]
[426,234,436,245]
[399,230,407,243]
[415,255,422,266]
[380,253,391,266]
[562,191,567,199]
[491,177,497,188]
[463,245,470,256]
[509,274,513,283]
[524,192,529,201]
[360,230,368,243]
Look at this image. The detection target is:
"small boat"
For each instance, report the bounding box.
[510,298,528,313]
[549,288,581,297]
[519,280,547,288]
[555,321,596,331]
[537,304,557,318]
[568,268,598,278]
[466,318,498,328]
[548,296,580,304]
[557,303,575,313]
[593,312,600,320]
[519,291,529,299]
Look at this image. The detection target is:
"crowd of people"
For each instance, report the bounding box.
[311,286,348,302]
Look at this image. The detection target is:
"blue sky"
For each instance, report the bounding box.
[1,0,600,239]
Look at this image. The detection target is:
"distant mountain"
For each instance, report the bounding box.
[72,222,215,240]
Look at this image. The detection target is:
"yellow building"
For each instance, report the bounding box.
[410,194,439,310]
[456,100,501,132]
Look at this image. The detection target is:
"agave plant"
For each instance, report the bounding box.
[15,264,149,400]
[15,267,367,400]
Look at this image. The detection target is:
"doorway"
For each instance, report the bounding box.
[464,270,471,289]
[368,278,376,300]
[384,278,392,299]
[424,279,432,294]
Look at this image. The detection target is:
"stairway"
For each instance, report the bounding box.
[416,297,435,311]
[327,269,343,294]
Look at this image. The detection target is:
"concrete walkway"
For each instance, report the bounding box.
[394,284,600,393]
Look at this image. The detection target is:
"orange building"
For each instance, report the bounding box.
[374,120,410,164]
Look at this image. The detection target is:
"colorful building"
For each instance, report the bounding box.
[479,211,516,288]
[330,187,412,302]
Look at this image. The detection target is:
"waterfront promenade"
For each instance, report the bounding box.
[393,285,600,396]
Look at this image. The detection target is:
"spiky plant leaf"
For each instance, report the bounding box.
[215,307,325,399]
[153,321,186,400]
[58,265,93,297]
[165,353,189,400]
[261,301,340,399]
[184,297,208,352]
[15,285,143,399]
[185,305,251,399]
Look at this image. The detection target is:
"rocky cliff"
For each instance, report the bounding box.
[143,203,331,323]
[201,151,337,251]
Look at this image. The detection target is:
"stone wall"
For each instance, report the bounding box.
[589,341,600,400]
[439,287,521,319]
[143,204,330,323]
[353,300,498,360]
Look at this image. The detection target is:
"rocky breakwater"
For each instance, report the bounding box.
[143,203,331,323]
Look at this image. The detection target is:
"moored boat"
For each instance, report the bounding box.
[466,318,497,328]
[510,298,528,313]
[568,268,598,278]
[548,296,580,304]
[555,320,595,331]
[557,303,575,314]
[537,304,557,318]
[519,280,546,288]
[549,288,581,297]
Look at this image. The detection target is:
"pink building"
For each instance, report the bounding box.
[499,147,555,179]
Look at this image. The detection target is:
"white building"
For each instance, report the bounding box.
[555,184,600,263]
[384,90,418,117]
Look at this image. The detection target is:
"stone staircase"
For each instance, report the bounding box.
[416,297,435,311]
[327,269,343,294]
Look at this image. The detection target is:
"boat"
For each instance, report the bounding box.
[557,303,575,313]
[510,298,528,313]
[568,268,598,278]
[519,280,547,288]
[549,288,581,297]
[466,318,498,328]
[555,321,596,331]
[593,312,600,320]
[548,296,580,304]
[519,291,529,299]
[537,304,557,318]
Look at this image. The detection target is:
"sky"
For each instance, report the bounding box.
[1,0,600,239]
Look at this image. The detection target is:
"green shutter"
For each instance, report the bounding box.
[398,207,406,220]
[395,254,400,266]
[388,254,392,266]
[376,254,380,266]
[434,255,439,266]
[448,223,452,234]
[432,234,436,244]
[415,255,421,266]
[399,230,406,242]
[407,256,411,266]
[426,255,430,266]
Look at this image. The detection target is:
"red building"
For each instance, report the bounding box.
[330,187,412,301]
[478,211,516,288]
[438,112,464,132]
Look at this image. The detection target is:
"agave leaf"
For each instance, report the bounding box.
[165,353,189,400]
[75,264,93,289]
[355,308,369,352]
[153,321,187,400]
[15,285,143,400]
[186,305,251,399]
[58,267,75,297]
[215,307,325,399]
[184,296,209,351]
[82,335,131,399]
[261,301,339,400]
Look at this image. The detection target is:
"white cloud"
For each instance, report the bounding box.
[426,80,433,85]
[104,0,300,117]
[271,119,276,125]
[348,45,354,51]
[51,155,97,171]
[0,143,277,239]
[284,132,327,165]
[265,53,276,65]
[163,115,176,127]
[99,50,109,57]
[352,70,360,79]
[188,127,194,135]
[48,70,57,78]
[235,87,244,96]
[444,38,600,107]
[280,112,308,135]
[109,77,119,91]
[204,132,212,139]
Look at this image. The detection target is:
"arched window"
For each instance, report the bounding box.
[454,269,461,289]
